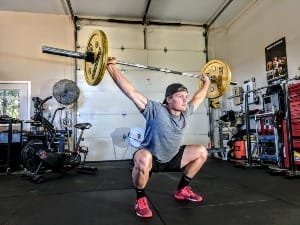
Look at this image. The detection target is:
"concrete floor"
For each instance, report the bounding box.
[0,158,300,225]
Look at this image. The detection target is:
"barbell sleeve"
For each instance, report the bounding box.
[42,46,87,60]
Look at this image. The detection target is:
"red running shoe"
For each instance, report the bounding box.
[134,196,152,218]
[174,186,203,202]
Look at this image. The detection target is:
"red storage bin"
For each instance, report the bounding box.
[233,141,246,159]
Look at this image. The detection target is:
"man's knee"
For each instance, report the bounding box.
[182,145,208,167]
[134,150,152,171]
[196,145,208,161]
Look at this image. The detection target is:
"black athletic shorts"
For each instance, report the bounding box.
[133,145,186,173]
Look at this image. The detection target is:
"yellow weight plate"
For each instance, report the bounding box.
[84,30,108,85]
[199,60,231,99]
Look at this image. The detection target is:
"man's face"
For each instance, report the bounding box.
[167,91,189,111]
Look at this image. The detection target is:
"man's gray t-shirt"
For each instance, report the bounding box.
[140,99,194,163]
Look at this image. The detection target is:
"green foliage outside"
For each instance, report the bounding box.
[0,89,20,119]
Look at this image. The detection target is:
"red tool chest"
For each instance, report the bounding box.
[283,82,300,168]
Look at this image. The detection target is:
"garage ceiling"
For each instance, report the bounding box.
[1,0,256,28]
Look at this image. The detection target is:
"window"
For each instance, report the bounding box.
[0,89,20,118]
[0,81,31,121]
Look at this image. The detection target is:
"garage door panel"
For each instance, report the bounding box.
[76,25,207,161]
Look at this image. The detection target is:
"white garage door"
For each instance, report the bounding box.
[76,23,209,161]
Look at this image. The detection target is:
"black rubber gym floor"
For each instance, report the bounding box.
[0,158,300,225]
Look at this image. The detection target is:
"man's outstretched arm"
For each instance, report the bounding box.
[190,74,210,112]
[106,57,148,111]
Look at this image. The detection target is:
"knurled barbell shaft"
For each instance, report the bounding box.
[119,61,239,84]
[117,61,201,79]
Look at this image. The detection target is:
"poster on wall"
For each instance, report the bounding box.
[265,37,288,85]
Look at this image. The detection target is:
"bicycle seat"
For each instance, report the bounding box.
[74,123,92,130]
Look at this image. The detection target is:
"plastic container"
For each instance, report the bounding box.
[233,141,246,159]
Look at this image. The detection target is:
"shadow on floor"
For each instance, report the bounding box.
[0,158,300,225]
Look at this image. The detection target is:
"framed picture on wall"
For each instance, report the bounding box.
[265,37,288,85]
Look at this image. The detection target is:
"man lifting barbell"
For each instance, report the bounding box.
[107,56,210,218]
[41,29,232,218]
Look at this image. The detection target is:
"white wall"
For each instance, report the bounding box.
[0,12,74,119]
[208,0,300,111]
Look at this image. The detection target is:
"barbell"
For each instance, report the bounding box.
[42,29,232,99]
